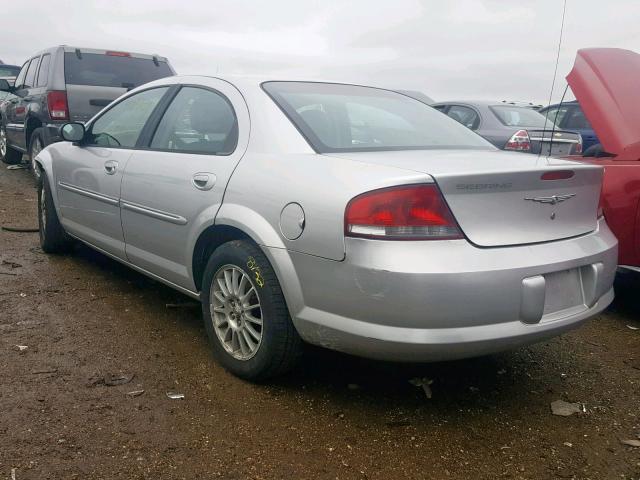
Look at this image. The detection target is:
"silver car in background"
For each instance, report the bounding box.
[432,100,583,156]
[35,76,617,380]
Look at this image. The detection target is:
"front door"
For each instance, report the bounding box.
[120,81,249,290]
[55,86,170,259]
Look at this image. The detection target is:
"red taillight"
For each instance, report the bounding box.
[504,129,531,151]
[573,137,583,155]
[47,91,68,120]
[106,51,131,57]
[345,184,463,240]
[541,170,575,181]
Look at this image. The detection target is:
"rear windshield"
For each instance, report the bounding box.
[64,52,173,88]
[490,105,553,128]
[263,81,493,153]
[0,65,20,77]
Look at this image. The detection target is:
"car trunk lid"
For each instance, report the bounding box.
[526,129,582,156]
[567,48,640,160]
[328,149,602,247]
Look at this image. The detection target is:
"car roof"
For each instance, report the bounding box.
[540,100,579,110]
[433,100,543,109]
[164,75,439,96]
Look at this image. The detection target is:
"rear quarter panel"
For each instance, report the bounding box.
[217,83,432,261]
[220,152,430,261]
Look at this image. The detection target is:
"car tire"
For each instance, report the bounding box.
[0,124,22,165]
[29,128,45,181]
[201,239,302,381]
[38,172,73,254]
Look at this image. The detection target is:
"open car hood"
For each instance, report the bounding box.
[567,48,640,160]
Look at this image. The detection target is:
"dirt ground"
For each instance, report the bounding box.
[0,165,639,480]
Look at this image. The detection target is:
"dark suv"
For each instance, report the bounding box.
[0,46,175,178]
[538,100,599,151]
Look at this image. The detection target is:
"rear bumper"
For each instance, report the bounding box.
[294,289,613,361]
[275,218,617,362]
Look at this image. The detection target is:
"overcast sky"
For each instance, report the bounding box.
[1,0,639,104]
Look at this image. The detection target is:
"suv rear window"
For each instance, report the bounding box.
[64,52,173,89]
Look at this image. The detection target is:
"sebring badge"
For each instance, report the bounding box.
[524,193,576,205]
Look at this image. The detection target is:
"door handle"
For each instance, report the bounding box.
[104,160,119,175]
[191,172,216,191]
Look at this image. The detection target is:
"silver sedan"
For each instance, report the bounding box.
[34,75,617,380]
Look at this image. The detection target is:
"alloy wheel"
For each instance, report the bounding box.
[31,137,42,179]
[0,127,6,158]
[210,265,263,360]
[40,184,47,235]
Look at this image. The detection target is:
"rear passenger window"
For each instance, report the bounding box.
[446,105,480,130]
[88,87,169,148]
[150,87,237,155]
[36,54,51,87]
[23,57,40,89]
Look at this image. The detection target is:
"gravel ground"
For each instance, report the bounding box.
[0,165,639,480]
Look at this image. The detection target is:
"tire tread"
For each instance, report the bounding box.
[38,173,73,254]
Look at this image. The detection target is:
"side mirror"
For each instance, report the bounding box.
[0,79,12,92]
[61,122,86,143]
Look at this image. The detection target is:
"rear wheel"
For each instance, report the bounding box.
[38,172,73,253]
[0,124,22,165]
[201,240,302,381]
[29,128,45,181]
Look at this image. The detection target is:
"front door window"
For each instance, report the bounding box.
[88,87,169,148]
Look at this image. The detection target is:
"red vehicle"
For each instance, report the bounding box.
[567,48,640,270]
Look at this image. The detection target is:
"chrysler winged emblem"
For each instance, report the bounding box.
[524,193,576,205]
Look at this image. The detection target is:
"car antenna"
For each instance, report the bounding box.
[75,48,82,60]
[540,0,567,158]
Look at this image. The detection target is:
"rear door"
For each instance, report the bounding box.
[55,86,170,259]
[63,49,175,122]
[6,58,39,149]
[120,80,249,290]
[444,104,481,130]
[3,61,27,145]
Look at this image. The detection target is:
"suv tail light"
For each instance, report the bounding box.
[504,129,531,151]
[106,51,131,57]
[345,184,463,240]
[47,91,69,120]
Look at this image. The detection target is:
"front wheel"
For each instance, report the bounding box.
[38,172,73,253]
[201,240,302,381]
